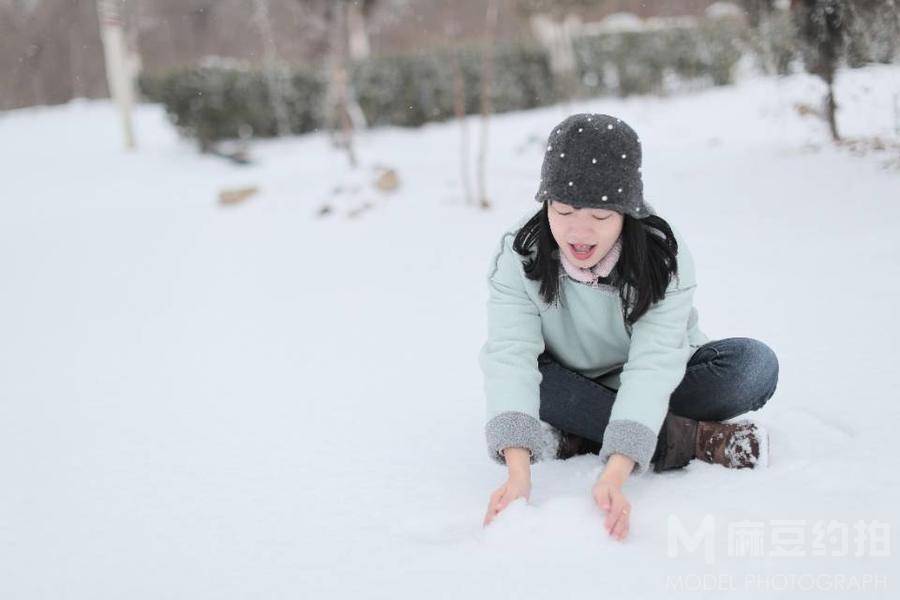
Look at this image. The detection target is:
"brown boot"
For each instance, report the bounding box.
[652,412,699,472]
[556,431,603,460]
[652,412,770,472]
[695,420,768,469]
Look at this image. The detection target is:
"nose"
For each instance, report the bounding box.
[568,218,594,240]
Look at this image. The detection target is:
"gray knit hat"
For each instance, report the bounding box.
[534,113,649,219]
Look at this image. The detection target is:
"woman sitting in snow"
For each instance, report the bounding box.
[480,113,779,539]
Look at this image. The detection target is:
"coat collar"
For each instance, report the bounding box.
[559,235,622,285]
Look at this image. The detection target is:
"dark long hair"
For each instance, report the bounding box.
[512,200,679,326]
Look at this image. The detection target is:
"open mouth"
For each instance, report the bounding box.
[569,243,597,260]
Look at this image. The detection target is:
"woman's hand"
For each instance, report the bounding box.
[592,453,635,541]
[483,447,532,526]
[483,475,531,526]
[592,479,631,540]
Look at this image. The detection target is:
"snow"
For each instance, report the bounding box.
[2,64,899,598]
[751,422,769,469]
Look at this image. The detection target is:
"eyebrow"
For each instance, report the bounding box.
[553,203,612,217]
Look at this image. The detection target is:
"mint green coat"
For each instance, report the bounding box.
[479,210,709,475]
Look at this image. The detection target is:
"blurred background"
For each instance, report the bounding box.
[4,1,897,203]
[1,2,899,598]
[5,1,898,150]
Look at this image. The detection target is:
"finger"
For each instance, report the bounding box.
[484,496,502,525]
[488,488,504,511]
[484,489,505,526]
[490,490,513,518]
[593,486,611,511]
[604,495,625,533]
[609,503,631,538]
[496,489,514,511]
[603,494,620,531]
[612,513,629,540]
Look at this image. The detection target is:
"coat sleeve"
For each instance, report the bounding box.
[478,231,547,465]
[597,225,698,476]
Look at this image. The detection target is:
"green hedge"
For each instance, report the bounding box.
[572,19,745,96]
[139,65,324,149]
[140,43,557,147]
[142,13,893,147]
[352,43,557,128]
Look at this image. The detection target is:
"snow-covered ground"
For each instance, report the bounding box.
[1,64,899,598]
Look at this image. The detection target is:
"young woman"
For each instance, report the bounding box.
[479,113,779,539]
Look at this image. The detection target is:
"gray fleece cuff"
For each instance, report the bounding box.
[598,419,659,476]
[485,411,545,465]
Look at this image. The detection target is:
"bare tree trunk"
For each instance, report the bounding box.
[124,0,143,106]
[791,0,845,142]
[96,0,136,150]
[326,2,357,168]
[69,26,84,99]
[824,73,840,141]
[894,92,900,138]
[452,49,472,206]
[336,69,358,167]
[529,12,581,103]
[820,25,840,142]
[477,0,499,210]
[252,0,291,137]
[346,1,370,61]
[820,5,841,142]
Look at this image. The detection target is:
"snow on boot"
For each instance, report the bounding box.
[695,419,768,469]
[536,421,564,461]
[536,421,603,461]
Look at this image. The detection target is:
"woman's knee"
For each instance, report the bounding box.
[734,338,779,410]
[672,337,778,420]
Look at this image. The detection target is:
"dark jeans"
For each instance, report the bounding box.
[537,337,780,461]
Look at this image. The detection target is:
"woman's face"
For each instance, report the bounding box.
[547,200,624,268]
